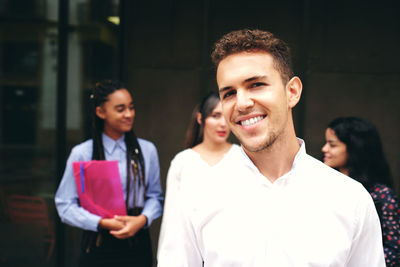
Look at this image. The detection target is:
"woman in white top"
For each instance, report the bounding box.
[157,92,240,260]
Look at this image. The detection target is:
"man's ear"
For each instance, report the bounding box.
[196,112,202,125]
[286,76,302,108]
[96,106,106,119]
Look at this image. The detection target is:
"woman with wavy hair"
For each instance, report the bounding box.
[322,116,400,266]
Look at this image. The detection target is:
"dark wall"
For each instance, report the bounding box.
[121,0,400,261]
[302,0,400,188]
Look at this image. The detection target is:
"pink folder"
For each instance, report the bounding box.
[72,160,127,218]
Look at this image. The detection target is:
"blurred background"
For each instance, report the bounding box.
[0,0,399,266]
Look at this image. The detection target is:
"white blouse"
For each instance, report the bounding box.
[157,144,241,259]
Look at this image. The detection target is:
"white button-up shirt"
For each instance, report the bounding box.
[157,140,385,267]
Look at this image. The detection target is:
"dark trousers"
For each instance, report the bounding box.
[79,208,152,267]
[79,228,153,267]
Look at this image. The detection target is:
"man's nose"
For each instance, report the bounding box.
[235,89,254,112]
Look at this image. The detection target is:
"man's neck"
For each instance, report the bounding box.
[244,135,300,183]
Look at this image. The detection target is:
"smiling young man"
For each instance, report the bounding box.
[157,29,385,267]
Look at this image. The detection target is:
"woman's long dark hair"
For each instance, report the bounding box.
[328,116,392,191]
[184,92,221,148]
[90,80,146,210]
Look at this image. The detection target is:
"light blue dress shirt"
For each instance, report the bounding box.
[55,133,163,232]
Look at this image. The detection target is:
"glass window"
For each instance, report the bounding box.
[0,0,121,266]
[0,0,59,265]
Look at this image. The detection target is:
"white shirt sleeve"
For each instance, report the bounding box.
[346,189,386,266]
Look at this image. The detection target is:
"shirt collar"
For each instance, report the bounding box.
[291,138,306,171]
[102,133,126,155]
[239,138,307,184]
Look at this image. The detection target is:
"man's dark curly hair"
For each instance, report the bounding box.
[211,29,294,85]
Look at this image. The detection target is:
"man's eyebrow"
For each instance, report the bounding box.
[219,86,232,93]
[244,75,267,83]
[219,76,268,93]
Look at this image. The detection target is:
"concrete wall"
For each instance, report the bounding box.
[303,0,400,188]
[121,0,400,261]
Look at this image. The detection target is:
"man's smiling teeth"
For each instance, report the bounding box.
[240,115,264,126]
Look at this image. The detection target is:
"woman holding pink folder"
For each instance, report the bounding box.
[55,80,163,267]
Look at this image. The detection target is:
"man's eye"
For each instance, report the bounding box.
[223,90,236,99]
[250,82,265,88]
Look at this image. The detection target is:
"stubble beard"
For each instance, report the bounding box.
[237,131,279,153]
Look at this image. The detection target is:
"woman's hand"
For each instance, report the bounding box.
[98,218,125,231]
[109,214,147,239]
